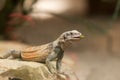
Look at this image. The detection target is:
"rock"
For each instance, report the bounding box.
[0,59,78,80]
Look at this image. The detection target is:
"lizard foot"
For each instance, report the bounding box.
[47,64,56,74]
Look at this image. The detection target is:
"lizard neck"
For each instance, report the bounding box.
[53,38,72,50]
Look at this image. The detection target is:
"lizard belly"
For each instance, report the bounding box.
[21,50,49,62]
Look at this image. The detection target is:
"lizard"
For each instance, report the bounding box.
[0,30,84,73]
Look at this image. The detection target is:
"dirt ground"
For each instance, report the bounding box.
[73,52,120,80]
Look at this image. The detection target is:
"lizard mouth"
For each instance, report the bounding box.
[74,36,80,38]
[72,36,80,40]
[72,35,85,40]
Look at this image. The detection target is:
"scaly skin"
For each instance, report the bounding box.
[21,43,53,62]
[0,30,84,73]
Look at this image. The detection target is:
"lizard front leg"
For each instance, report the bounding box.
[46,52,58,73]
[46,46,62,73]
[56,50,64,73]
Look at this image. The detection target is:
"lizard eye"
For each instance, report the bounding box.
[70,32,73,35]
[66,33,70,36]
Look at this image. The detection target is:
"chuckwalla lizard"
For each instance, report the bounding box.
[0,30,84,73]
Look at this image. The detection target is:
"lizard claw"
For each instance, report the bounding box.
[57,71,64,74]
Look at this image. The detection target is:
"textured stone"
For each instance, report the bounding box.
[0,59,78,80]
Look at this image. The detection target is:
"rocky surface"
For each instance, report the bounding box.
[0,59,78,80]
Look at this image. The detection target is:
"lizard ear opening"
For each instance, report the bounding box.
[60,37,65,43]
[59,35,66,43]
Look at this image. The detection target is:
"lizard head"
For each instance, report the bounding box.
[60,30,84,42]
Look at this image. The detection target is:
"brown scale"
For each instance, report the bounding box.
[21,43,53,62]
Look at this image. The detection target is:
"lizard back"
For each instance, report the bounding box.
[21,43,53,62]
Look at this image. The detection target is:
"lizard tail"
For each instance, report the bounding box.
[0,50,12,59]
[0,49,21,59]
